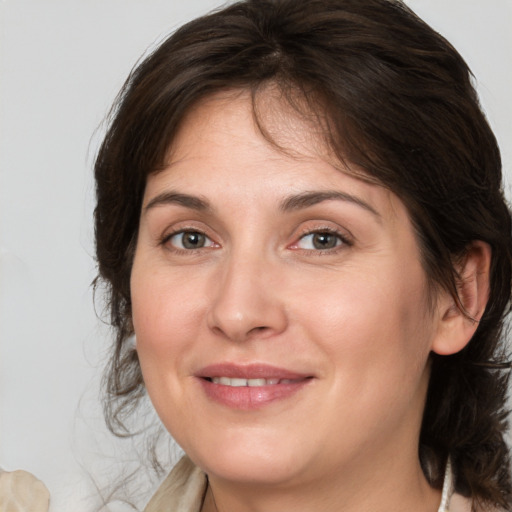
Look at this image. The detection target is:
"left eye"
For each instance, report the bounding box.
[296,231,344,250]
[168,231,216,250]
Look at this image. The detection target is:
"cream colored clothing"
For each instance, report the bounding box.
[144,456,474,512]
[145,457,206,512]
[0,469,50,512]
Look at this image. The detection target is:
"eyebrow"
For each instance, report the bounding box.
[280,190,380,218]
[144,191,211,212]
[144,189,380,218]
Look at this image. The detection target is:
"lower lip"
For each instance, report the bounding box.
[198,378,312,410]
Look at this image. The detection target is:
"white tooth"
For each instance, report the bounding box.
[219,377,231,385]
[266,378,279,385]
[280,379,293,384]
[230,378,248,387]
[247,378,266,387]
[212,377,221,384]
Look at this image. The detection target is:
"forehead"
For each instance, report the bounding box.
[166,87,335,166]
[145,90,409,230]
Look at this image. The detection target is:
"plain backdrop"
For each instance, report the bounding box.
[0,1,511,510]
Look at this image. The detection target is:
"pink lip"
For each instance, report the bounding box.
[195,363,313,410]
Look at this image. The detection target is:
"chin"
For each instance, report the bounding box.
[182,430,314,485]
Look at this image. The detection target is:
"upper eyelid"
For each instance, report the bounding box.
[160,220,214,238]
[294,223,354,242]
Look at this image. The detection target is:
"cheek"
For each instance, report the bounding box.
[130,261,206,378]
[304,262,434,379]
[130,270,202,425]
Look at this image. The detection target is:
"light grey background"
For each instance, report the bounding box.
[0,1,511,510]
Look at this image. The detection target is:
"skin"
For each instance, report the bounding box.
[130,90,490,512]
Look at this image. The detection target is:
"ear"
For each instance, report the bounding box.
[431,241,491,356]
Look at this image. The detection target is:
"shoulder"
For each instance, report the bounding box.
[0,469,50,512]
[144,456,207,512]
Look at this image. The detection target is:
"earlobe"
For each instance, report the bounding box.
[431,241,491,356]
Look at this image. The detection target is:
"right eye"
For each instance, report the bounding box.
[166,230,216,250]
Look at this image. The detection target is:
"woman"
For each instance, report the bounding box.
[93,0,512,510]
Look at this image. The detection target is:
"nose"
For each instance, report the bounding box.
[207,252,288,343]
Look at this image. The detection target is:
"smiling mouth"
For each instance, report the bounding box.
[199,369,313,409]
[196,363,313,409]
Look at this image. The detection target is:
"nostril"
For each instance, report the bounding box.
[249,326,269,334]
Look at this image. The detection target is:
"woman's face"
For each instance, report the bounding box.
[131,91,442,487]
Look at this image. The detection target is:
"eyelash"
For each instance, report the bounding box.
[290,227,353,255]
[160,226,352,255]
[160,228,217,254]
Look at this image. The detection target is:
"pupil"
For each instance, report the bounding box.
[183,232,205,249]
[313,233,337,249]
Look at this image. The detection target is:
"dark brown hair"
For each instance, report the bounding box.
[94,0,512,508]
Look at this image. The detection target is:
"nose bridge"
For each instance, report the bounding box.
[207,244,287,342]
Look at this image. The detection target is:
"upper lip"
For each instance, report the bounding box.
[196,363,311,380]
